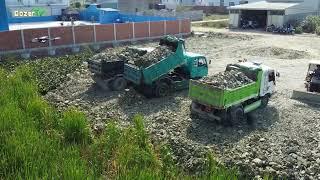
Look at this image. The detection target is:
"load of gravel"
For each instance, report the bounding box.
[129,45,173,68]
[89,45,173,68]
[200,69,253,89]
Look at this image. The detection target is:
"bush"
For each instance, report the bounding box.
[295,26,303,34]
[316,26,320,35]
[196,20,228,29]
[62,109,91,145]
[302,16,320,33]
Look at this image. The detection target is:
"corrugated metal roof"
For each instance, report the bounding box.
[228,1,299,10]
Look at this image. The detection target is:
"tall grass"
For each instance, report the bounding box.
[0,66,239,179]
[0,67,94,179]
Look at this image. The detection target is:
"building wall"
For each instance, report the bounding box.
[118,0,150,13]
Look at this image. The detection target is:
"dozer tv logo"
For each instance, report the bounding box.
[14,7,46,17]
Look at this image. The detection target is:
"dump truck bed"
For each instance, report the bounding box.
[124,53,185,85]
[88,59,124,77]
[188,80,259,109]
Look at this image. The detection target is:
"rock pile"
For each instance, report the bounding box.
[200,70,253,89]
[133,46,173,68]
[89,45,173,68]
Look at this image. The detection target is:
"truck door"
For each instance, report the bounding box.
[191,57,208,79]
[262,70,275,95]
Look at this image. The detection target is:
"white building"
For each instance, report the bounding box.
[6,0,69,16]
[228,0,320,28]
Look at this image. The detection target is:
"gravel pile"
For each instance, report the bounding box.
[130,45,173,68]
[89,45,173,68]
[200,70,253,89]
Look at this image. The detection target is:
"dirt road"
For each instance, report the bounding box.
[46,30,320,179]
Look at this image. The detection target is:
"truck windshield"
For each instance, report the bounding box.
[197,58,207,67]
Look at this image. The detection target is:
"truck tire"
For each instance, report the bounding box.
[154,82,169,97]
[111,77,127,91]
[229,106,244,126]
[260,95,270,108]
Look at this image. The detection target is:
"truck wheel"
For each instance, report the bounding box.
[229,106,244,126]
[155,82,169,97]
[261,95,270,108]
[111,77,127,91]
[190,102,198,118]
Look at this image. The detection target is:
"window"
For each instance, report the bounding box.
[268,71,275,82]
[229,2,235,6]
[197,58,207,67]
[17,0,22,3]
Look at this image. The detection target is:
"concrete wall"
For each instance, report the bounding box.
[267,14,284,26]
[229,12,239,28]
[0,19,191,56]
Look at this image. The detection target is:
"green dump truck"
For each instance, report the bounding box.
[88,35,210,97]
[189,61,278,125]
[123,36,210,97]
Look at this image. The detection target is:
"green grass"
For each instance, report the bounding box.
[0,66,239,179]
[0,49,93,94]
[204,14,229,21]
[194,20,229,29]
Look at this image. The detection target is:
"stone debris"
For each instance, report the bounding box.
[132,46,173,68]
[89,45,173,68]
[200,69,253,89]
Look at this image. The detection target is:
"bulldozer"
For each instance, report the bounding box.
[291,61,320,104]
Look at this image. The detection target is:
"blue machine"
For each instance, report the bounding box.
[0,0,9,31]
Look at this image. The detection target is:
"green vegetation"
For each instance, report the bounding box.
[175,5,192,12]
[194,20,229,29]
[204,14,229,21]
[301,16,320,33]
[0,49,93,94]
[295,26,303,34]
[316,26,320,35]
[0,66,239,179]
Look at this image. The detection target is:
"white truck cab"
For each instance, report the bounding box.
[237,61,278,97]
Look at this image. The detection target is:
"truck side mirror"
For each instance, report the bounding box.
[209,60,212,64]
[276,72,280,77]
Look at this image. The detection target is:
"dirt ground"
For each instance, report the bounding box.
[46,29,320,179]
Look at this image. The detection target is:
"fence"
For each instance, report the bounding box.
[0,19,191,56]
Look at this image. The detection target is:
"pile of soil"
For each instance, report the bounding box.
[200,70,253,89]
[248,46,309,59]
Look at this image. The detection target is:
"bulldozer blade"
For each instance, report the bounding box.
[291,90,320,105]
